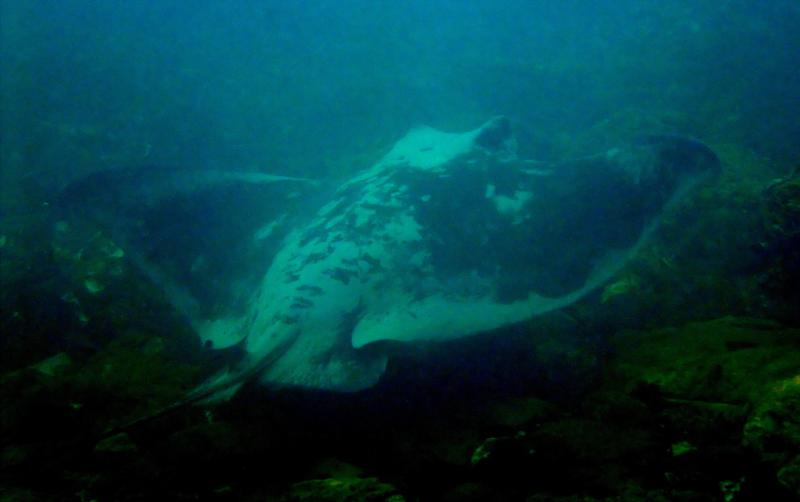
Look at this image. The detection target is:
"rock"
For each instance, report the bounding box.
[31,352,72,377]
[309,458,365,480]
[607,317,800,404]
[743,375,800,465]
[441,482,493,502]
[164,421,242,467]
[95,432,138,454]
[482,397,560,429]
[0,486,43,502]
[1,444,38,470]
[600,274,641,303]
[758,173,800,322]
[280,476,404,501]
[533,419,654,464]
[0,368,82,443]
[393,422,483,468]
[529,418,658,494]
[605,317,800,496]
[777,455,800,497]
[69,332,201,426]
[84,278,105,294]
[763,172,800,240]
[88,451,160,501]
[88,431,161,500]
[670,441,697,457]
[470,433,536,478]
[584,390,654,427]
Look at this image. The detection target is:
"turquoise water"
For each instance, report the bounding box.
[2,1,800,500]
[3,1,798,186]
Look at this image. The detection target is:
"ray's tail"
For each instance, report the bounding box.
[100,332,298,439]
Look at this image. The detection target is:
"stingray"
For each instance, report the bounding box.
[59,117,720,400]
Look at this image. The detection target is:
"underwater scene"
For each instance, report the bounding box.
[2,1,800,500]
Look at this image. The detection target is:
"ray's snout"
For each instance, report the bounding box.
[641,134,722,178]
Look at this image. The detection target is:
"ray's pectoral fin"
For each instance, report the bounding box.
[58,166,322,339]
[257,323,390,392]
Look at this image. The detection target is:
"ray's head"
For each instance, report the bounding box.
[627,134,721,192]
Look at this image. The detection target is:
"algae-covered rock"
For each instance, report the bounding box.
[31,352,72,377]
[308,458,366,481]
[90,431,155,498]
[0,486,44,502]
[670,440,697,457]
[607,317,800,404]
[0,367,83,445]
[470,433,534,471]
[579,148,799,330]
[280,476,405,502]
[68,332,202,426]
[462,412,659,495]
[481,397,560,429]
[163,421,243,469]
[758,172,800,323]
[399,422,483,468]
[606,316,800,496]
[94,432,138,455]
[743,375,800,465]
[532,418,656,466]
[600,274,641,304]
[763,172,800,240]
[583,390,654,428]
[441,482,493,502]
[777,455,800,497]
